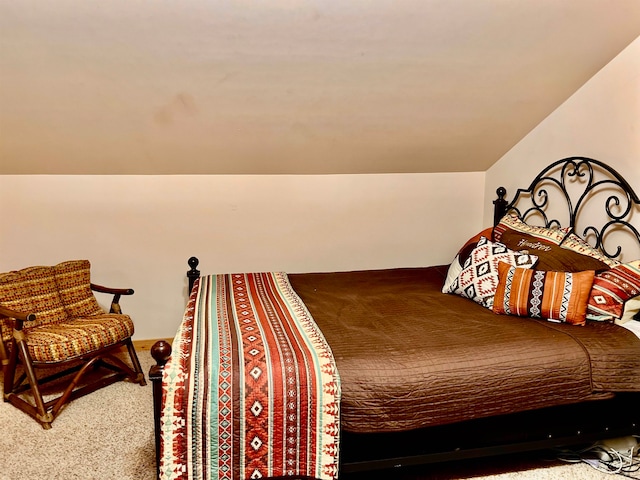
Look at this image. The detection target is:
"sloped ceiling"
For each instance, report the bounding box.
[1,0,639,174]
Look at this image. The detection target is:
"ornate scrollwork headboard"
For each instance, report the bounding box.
[494,156,640,261]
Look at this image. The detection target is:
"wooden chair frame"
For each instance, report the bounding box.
[0,284,146,429]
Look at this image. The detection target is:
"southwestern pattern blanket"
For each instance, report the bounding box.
[160,273,341,480]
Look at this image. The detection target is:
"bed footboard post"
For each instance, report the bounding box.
[493,187,508,226]
[187,257,200,295]
[150,340,172,477]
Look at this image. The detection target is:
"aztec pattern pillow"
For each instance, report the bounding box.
[499,230,610,273]
[560,233,621,268]
[444,236,538,309]
[54,260,104,318]
[493,213,570,245]
[442,227,494,293]
[493,262,595,326]
[586,260,640,323]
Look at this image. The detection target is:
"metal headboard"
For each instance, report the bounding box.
[493,156,640,260]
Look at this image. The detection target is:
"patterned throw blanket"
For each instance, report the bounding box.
[160,273,341,480]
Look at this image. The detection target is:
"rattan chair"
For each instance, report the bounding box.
[0,260,146,428]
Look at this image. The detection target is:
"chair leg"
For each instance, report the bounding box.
[2,338,17,400]
[125,338,147,386]
[0,337,8,373]
[15,338,53,428]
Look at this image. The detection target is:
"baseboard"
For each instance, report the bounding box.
[132,338,173,351]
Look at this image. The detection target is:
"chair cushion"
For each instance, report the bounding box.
[54,260,104,318]
[0,265,68,342]
[24,313,135,363]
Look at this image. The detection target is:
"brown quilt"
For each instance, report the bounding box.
[289,266,640,433]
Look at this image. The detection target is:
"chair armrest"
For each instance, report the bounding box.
[0,304,36,323]
[90,284,134,296]
[0,304,36,334]
[90,284,134,314]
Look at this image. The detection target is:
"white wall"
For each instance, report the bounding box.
[0,172,484,339]
[485,37,640,228]
[4,34,636,341]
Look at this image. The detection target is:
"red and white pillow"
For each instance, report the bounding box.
[586,260,640,323]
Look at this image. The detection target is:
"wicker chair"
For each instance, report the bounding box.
[0,260,146,428]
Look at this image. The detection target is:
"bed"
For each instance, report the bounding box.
[149,156,640,479]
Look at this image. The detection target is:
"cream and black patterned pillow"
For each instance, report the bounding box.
[560,233,621,268]
[493,213,570,245]
[444,236,538,309]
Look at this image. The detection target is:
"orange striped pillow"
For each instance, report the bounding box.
[493,262,595,326]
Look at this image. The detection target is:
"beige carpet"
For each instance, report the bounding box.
[0,351,619,480]
[0,351,157,480]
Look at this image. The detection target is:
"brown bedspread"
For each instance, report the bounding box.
[289,266,640,433]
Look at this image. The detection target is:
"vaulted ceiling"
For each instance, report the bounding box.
[1,0,639,174]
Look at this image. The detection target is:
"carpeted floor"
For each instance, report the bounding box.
[0,351,620,480]
[0,351,157,480]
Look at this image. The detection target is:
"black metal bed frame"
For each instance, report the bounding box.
[150,156,640,478]
[494,156,640,260]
